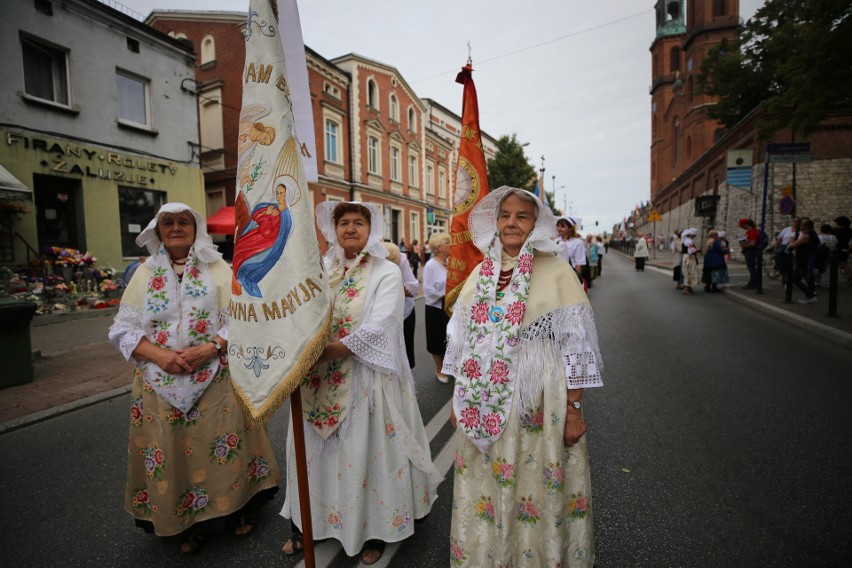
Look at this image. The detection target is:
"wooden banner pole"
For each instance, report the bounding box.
[290,389,315,568]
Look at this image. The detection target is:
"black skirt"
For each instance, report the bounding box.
[424,303,450,355]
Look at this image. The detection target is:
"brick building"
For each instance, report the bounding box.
[644,0,852,242]
[146,11,497,252]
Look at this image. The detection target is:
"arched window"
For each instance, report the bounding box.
[686,136,692,159]
[713,0,726,17]
[407,107,416,132]
[367,79,377,109]
[670,47,680,73]
[389,94,399,122]
[200,34,215,65]
[368,136,379,173]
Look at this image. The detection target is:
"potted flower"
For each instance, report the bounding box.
[75,298,89,311]
[99,279,122,299]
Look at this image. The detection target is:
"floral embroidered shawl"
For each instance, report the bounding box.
[142,243,219,413]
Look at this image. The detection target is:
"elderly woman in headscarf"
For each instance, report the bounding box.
[443,187,604,567]
[681,228,700,295]
[108,203,280,555]
[702,229,729,293]
[280,202,441,565]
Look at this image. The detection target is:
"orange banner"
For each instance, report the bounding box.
[445,64,490,314]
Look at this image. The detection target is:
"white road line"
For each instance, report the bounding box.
[295,396,455,568]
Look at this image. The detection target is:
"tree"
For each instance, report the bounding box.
[697,0,852,139]
[486,134,538,192]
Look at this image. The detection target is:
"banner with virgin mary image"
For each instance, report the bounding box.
[229,0,331,424]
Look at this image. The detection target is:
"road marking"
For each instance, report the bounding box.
[294,395,456,568]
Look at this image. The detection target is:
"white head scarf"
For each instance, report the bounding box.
[315,201,389,264]
[468,186,562,256]
[136,202,221,264]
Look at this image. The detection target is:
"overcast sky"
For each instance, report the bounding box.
[126,0,765,231]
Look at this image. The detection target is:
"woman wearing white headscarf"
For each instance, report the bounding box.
[280,202,441,565]
[444,187,604,567]
[681,228,700,295]
[108,203,280,554]
[633,232,649,270]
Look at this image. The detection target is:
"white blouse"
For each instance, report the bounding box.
[422,257,446,309]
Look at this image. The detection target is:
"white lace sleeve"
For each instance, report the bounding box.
[442,302,469,377]
[108,303,145,364]
[340,313,404,376]
[521,303,604,389]
[216,306,229,341]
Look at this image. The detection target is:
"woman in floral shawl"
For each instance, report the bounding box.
[280,201,441,565]
[108,203,279,555]
[443,187,604,567]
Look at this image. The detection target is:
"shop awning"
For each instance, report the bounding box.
[0,164,31,200]
[207,206,235,235]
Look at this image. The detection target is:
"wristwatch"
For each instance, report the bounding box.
[570,400,582,411]
[211,339,222,352]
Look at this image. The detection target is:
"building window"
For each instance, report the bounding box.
[686,136,692,159]
[325,120,339,163]
[408,107,416,132]
[117,71,150,126]
[201,34,216,65]
[119,187,165,257]
[391,147,401,181]
[712,0,726,17]
[21,36,69,105]
[126,37,140,53]
[426,164,434,195]
[670,46,680,73]
[409,155,417,186]
[367,79,378,109]
[368,136,379,174]
[390,94,399,122]
[438,169,446,199]
[410,212,420,243]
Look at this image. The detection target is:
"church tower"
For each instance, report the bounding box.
[649,0,740,200]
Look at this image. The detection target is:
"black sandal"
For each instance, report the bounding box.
[281,532,304,556]
[360,539,386,565]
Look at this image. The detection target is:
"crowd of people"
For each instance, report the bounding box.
[109,189,605,567]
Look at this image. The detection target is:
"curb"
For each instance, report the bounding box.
[0,384,131,435]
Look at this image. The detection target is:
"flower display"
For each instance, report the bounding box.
[42,247,97,267]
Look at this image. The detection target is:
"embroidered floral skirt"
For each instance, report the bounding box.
[125,366,280,537]
[450,377,594,567]
[281,372,440,556]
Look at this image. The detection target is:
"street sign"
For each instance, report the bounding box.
[766,143,810,153]
[647,209,661,222]
[768,153,814,164]
[779,195,795,215]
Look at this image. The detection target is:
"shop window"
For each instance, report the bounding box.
[21,35,69,105]
[118,187,165,257]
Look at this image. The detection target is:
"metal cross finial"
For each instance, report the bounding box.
[467,41,472,65]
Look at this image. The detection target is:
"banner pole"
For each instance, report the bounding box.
[290,390,315,568]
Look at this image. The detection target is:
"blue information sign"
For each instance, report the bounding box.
[766,143,810,154]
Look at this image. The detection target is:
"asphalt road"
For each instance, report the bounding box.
[3,251,850,567]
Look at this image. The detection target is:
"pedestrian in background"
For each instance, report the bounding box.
[832,215,852,284]
[702,229,728,293]
[633,231,649,271]
[737,218,761,289]
[681,228,700,295]
[108,203,280,555]
[408,239,421,278]
[774,217,800,284]
[555,217,586,287]
[787,218,819,304]
[672,229,684,289]
[384,242,419,368]
[596,236,605,276]
[815,224,836,288]
[444,187,603,567]
[423,231,452,383]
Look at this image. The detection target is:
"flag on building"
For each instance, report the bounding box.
[229,0,331,425]
[445,63,490,313]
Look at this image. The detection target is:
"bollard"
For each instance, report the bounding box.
[827,254,839,318]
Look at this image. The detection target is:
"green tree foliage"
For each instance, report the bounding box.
[486,134,538,192]
[697,0,852,139]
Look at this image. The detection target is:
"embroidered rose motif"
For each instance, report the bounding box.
[329,370,345,385]
[462,358,482,379]
[471,302,489,324]
[194,369,212,383]
[150,276,166,291]
[194,319,209,334]
[517,253,534,274]
[459,407,481,429]
[505,301,526,325]
[516,496,541,525]
[155,330,169,345]
[480,258,494,277]
[345,286,359,299]
[483,412,503,436]
[474,496,495,525]
[488,360,510,384]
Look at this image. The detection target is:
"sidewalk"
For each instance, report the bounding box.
[615,247,852,342]
[2,253,850,434]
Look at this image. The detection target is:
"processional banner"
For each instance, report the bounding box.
[445,64,490,314]
[229,0,331,424]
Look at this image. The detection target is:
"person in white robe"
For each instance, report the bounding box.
[443,187,604,567]
[280,201,441,565]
